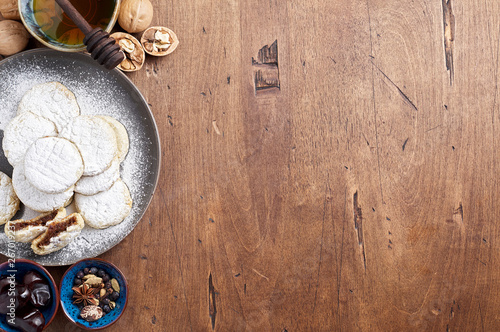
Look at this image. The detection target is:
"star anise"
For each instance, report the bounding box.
[72,283,99,306]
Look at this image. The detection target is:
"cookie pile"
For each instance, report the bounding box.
[0,81,133,255]
[0,171,20,225]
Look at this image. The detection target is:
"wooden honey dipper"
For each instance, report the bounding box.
[54,0,125,70]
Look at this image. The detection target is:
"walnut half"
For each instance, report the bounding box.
[140,26,179,56]
[110,32,145,72]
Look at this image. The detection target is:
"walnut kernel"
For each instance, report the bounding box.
[141,26,179,56]
[111,32,145,72]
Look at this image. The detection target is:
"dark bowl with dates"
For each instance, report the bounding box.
[0,259,59,332]
[59,258,128,330]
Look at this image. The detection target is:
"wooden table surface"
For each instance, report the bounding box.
[3,0,500,330]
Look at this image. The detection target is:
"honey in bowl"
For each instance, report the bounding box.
[19,0,119,51]
[32,0,116,46]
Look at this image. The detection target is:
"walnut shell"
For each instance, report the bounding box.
[118,0,153,33]
[0,20,29,56]
[0,0,20,20]
[110,32,145,72]
[140,26,179,56]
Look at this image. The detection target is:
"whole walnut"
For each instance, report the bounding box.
[118,0,153,33]
[0,20,30,56]
[0,0,20,20]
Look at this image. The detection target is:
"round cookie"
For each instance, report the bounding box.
[75,157,120,196]
[24,137,84,194]
[59,115,118,176]
[12,163,75,212]
[2,112,58,167]
[97,116,129,162]
[17,82,80,132]
[0,172,20,225]
[75,178,132,229]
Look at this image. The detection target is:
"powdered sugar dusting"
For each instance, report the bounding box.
[0,50,160,265]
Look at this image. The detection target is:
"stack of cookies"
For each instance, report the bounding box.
[0,82,133,255]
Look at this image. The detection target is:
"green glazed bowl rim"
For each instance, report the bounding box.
[18,0,121,52]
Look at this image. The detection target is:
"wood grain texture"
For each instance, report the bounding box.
[3,0,500,330]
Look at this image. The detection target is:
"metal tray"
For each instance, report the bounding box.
[0,49,160,265]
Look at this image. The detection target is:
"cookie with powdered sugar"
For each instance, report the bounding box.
[75,178,132,229]
[75,156,120,196]
[12,163,74,212]
[97,116,129,163]
[17,82,80,132]
[2,112,58,167]
[31,212,84,255]
[24,137,84,194]
[5,208,66,243]
[59,115,118,176]
[0,172,20,225]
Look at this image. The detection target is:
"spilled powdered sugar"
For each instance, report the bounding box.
[0,51,160,265]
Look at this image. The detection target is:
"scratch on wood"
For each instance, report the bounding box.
[212,120,221,135]
[454,202,463,222]
[252,40,280,92]
[159,188,194,331]
[425,125,442,132]
[353,191,367,271]
[229,307,241,314]
[431,308,441,315]
[208,273,217,330]
[362,133,370,146]
[252,268,269,281]
[366,0,385,204]
[442,0,455,85]
[402,138,409,151]
[335,187,347,326]
[313,180,330,314]
[371,62,418,111]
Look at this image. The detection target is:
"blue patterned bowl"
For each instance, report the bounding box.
[59,258,128,330]
[0,258,59,331]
